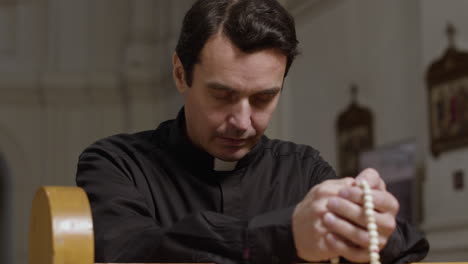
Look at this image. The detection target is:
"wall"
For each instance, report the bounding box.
[286,0,422,169]
[285,0,468,260]
[0,1,192,263]
[419,0,468,260]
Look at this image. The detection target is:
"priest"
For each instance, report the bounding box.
[76,0,429,263]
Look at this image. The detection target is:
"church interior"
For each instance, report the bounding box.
[1,0,468,263]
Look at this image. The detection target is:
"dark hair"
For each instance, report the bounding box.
[175,0,299,86]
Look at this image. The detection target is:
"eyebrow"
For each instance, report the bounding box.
[206,82,282,95]
[207,82,235,92]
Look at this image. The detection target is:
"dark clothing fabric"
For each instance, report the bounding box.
[76,109,429,264]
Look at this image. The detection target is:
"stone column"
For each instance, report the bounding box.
[122,0,164,131]
[0,2,16,56]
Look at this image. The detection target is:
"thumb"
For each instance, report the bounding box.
[355,168,386,190]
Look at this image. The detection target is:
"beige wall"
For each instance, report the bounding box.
[285,0,468,261]
[0,1,192,263]
[419,0,468,260]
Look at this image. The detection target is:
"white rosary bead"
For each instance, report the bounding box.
[360,180,381,264]
[369,244,379,252]
[364,197,374,206]
[329,180,381,264]
[367,222,377,231]
[365,208,375,217]
[370,236,379,246]
[364,201,375,209]
[370,252,380,260]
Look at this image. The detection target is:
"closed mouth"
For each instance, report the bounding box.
[218,137,248,146]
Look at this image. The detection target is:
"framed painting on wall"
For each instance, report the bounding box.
[426,24,468,157]
[336,84,374,177]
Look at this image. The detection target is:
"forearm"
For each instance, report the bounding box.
[93,207,299,263]
[246,206,299,263]
[94,211,246,263]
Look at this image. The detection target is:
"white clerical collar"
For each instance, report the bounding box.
[214,158,238,171]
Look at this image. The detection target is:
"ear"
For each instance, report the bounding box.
[172,52,188,93]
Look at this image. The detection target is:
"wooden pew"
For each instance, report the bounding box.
[28,186,466,264]
[28,186,213,264]
[29,186,94,264]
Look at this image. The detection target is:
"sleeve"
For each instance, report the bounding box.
[380,218,430,264]
[302,151,430,263]
[76,144,299,264]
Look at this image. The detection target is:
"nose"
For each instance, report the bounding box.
[228,99,252,135]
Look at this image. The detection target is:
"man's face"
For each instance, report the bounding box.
[173,34,287,161]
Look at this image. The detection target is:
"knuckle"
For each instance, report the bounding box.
[391,196,400,214]
[311,202,325,215]
[357,229,370,246]
[313,184,330,197]
[315,223,327,236]
[358,168,381,185]
[382,217,396,233]
[342,177,355,185]
[364,167,380,177]
[349,187,362,202]
[372,192,383,205]
[388,218,397,231]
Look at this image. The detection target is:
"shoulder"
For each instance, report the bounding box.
[78,131,153,165]
[80,119,173,159]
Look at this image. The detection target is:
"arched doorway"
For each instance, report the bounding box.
[0,152,12,264]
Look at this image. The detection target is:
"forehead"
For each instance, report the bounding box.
[195,34,287,90]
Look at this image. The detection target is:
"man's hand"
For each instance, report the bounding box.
[292,177,355,262]
[292,168,399,263]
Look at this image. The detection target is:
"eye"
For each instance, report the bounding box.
[211,89,236,102]
[252,93,277,104]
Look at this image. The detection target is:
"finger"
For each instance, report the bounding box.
[338,187,400,215]
[322,211,388,249]
[325,232,370,263]
[327,196,396,238]
[322,212,369,248]
[327,197,367,228]
[355,168,386,190]
[308,177,355,198]
[375,213,397,238]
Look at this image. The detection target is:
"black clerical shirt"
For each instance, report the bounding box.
[76,109,429,264]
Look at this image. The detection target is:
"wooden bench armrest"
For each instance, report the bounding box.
[29,186,94,264]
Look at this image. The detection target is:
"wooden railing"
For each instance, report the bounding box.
[28,186,467,264]
[29,187,94,264]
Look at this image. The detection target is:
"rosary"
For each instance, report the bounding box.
[330,180,380,264]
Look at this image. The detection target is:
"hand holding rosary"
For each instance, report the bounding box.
[330,179,380,264]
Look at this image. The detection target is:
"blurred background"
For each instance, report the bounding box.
[1,0,468,263]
